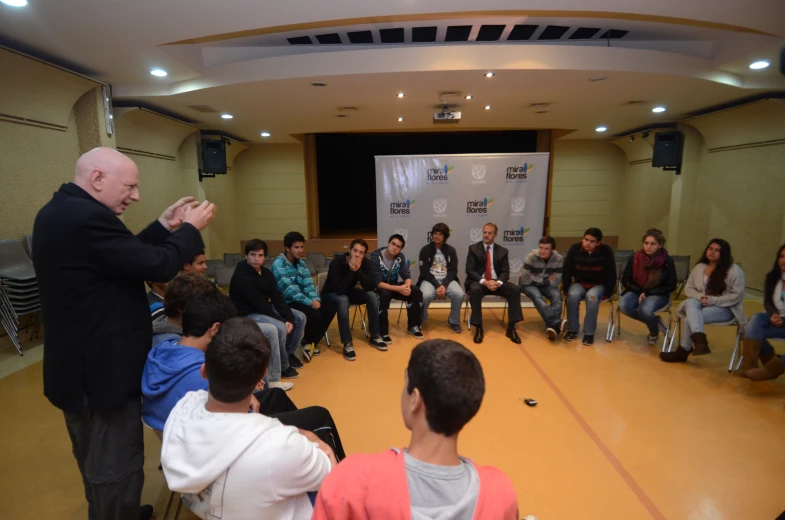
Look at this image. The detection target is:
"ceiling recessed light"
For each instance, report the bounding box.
[465,94,473,99]
[484,105,492,110]
[595,126,607,132]
[749,60,770,70]
[221,114,233,119]
[261,132,271,137]
[0,0,28,6]
[652,106,666,113]
[588,76,608,82]
[311,82,327,87]
[397,92,405,98]
[150,68,168,77]
[397,117,404,122]
[485,72,494,78]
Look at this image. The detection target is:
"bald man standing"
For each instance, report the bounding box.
[32,148,215,520]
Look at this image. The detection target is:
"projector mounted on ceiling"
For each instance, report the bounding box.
[434,105,461,124]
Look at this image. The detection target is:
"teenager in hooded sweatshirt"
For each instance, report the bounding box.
[161,317,336,520]
[313,339,519,520]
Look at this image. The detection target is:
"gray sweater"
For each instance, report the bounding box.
[519,249,564,287]
[677,263,746,326]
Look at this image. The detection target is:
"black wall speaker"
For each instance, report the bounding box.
[201,138,227,174]
[652,131,683,169]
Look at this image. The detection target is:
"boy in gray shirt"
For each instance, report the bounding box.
[520,235,565,341]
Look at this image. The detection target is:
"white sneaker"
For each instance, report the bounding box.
[657,317,668,335]
[268,381,294,391]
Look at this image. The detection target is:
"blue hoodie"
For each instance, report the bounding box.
[141,338,207,431]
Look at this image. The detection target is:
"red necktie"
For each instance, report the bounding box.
[484,245,492,281]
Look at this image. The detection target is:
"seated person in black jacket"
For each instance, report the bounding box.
[418,223,464,334]
[321,239,385,361]
[229,239,306,391]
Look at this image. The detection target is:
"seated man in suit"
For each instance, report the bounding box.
[465,222,522,344]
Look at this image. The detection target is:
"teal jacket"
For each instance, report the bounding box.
[271,253,320,306]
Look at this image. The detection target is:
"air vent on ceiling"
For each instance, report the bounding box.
[570,27,601,40]
[528,102,552,108]
[507,25,538,41]
[412,26,438,42]
[624,100,648,105]
[316,33,342,44]
[187,105,220,113]
[347,30,373,44]
[445,25,472,42]
[380,28,404,43]
[476,25,505,42]
[538,25,570,40]
[438,91,462,98]
[337,107,359,112]
[601,29,628,39]
[287,36,312,45]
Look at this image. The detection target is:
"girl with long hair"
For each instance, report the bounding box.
[619,229,677,345]
[740,244,785,380]
[660,239,746,363]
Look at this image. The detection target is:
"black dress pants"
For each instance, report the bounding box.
[466,281,523,328]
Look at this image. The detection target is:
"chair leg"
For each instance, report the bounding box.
[324,331,330,347]
[359,305,368,337]
[396,302,403,324]
[728,326,743,373]
[660,312,673,353]
[501,301,507,323]
[666,317,680,352]
[163,491,176,520]
[463,295,471,331]
[174,498,183,520]
[351,306,357,330]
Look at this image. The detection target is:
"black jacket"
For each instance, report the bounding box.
[321,253,374,295]
[562,243,617,296]
[621,254,677,297]
[32,183,204,413]
[417,242,459,288]
[465,241,510,287]
[229,260,295,323]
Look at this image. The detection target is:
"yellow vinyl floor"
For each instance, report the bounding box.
[1,302,783,520]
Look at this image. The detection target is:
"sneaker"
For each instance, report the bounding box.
[647,334,658,346]
[582,335,594,346]
[382,335,393,344]
[288,354,304,369]
[447,321,462,333]
[408,326,424,339]
[369,337,388,351]
[268,381,294,391]
[657,316,668,335]
[546,327,557,341]
[343,344,356,361]
[564,331,578,342]
[301,343,313,362]
[560,319,568,336]
[313,346,321,356]
[140,505,154,520]
[281,366,299,379]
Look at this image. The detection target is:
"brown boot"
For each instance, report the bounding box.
[734,339,762,376]
[690,332,711,355]
[660,345,690,363]
[745,357,785,381]
[760,343,776,365]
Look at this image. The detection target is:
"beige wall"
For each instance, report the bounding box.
[550,140,625,239]
[0,49,100,241]
[234,143,308,247]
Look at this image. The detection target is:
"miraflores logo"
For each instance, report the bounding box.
[427,165,454,183]
[505,163,534,181]
[509,258,524,274]
[432,198,448,214]
[466,197,493,215]
[390,199,415,216]
[471,164,486,184]
[469,228,484,242]
[511,197,526,215]
[502,227,531,244]
[393,228,408,242]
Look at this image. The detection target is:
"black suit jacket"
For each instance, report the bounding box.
[465,241,510,288]
[32,183,204,413]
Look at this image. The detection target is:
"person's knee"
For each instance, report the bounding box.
[336,295,349,309]
[410,285,423,302]
[567,286,583,302]
[469,283,482,296]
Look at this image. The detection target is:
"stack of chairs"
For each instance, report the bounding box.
[0,239,42,356]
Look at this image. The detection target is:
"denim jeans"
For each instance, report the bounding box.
[680,298,734,351]
[323,289,381,344]
[746,311,785,362]
[420,280,465,325]
[246,316,283,382]
[566,283,605,335]
[618,292,669,336]
[521,284,562,329]
[250,309,306,367]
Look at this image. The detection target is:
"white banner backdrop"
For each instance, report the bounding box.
[375,153,550,283]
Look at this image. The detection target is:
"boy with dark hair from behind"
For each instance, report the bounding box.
[313,339,518,520]
[162,317,336,520]
[152,273,217,346]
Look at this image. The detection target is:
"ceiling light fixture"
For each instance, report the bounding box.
[588,76,608,82]
[465,95,473,99]
[652,106,666,113]
[397,92,405,98]
[311,82,327,87]
[485,72,494,78]
[260,132,271,137]
[749,60,770,70]
[221,114,233,119]
[150,68,168,77]
[595,126,607,132]
[1,0,28,6]
[397,117,404,122]
[484,105,492,110]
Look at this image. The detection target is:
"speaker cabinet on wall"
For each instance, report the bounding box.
[652,131,683,169]
[201,138,227,174]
